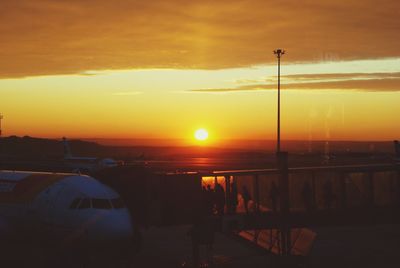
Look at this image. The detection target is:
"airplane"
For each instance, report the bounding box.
[63,137,122,173]
[0,170,140,253]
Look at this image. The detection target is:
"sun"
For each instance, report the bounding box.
[194,128,209,141]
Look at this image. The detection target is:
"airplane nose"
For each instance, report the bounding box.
[86,209,134,242]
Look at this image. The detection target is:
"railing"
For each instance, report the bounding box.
[201,163,400,213]
[198,163,400,256]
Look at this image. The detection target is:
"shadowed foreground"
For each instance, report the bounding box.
[132,224,400,268]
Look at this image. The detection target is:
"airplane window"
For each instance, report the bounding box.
[92,198,112,209]
[78,198,91,209]
[69,198,81,209]
[111,198,125,209]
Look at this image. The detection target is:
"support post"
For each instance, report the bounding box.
[273,49,285,153]
[311,171,317,211]
[225,176,231,214]
[339,173,347,209]
[253,174,260,213]
[367,172,375,207]
[277,151,290,256]
[277,54,281,153]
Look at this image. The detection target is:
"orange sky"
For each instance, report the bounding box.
[0,0,399,145]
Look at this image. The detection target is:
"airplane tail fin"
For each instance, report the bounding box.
[63,137,72,159]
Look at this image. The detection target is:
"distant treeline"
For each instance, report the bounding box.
[0,136,397,161]
[0,136,104,159]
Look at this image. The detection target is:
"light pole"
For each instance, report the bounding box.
[273,49,285,153]
[273,49,291,256]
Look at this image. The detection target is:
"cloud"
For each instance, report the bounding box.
[281,72,400,81]
[1,0,400,77]
[189,72,400,92]
[233,72,400,85]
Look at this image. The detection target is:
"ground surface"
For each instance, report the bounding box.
[128,224,400,268]
[1,223,399,267]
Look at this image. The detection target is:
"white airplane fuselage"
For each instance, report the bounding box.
[62,137,121,173]
[64,157,119,173]
[0,170,135,249]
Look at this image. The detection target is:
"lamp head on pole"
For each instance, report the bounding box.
[273,49,285,58]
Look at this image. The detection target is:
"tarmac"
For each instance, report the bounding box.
[128,223,400,268]
[1,215,399,267]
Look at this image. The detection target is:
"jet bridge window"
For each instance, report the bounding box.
[70,198,122,209]
[92,198,112,209]
[78,198,91,209]
[111,198,125,209]
[69,198,81,209]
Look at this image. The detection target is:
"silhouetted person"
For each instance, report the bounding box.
[207,184,212,192]
[323,180,335,209]
[214,182,225,216]
[241,185,251,214]
[201,186,210,215]
[205,185,214,215]
[230,182,238,214]
[201,186,207,211]
[270,181,279,212]
[302,181,313,212]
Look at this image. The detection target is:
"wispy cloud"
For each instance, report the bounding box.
[234,72,400,84]
[281,72,400,81]
[78,71,102,76]
[189,72,400,92]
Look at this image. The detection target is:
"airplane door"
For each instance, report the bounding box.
[36,183,66,225]
[46,183,67,222]
[51,185,80,226]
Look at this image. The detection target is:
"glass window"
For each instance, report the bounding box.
[111,198,125,209]
[69,198,81,209]
[78,198,91,209]
[92,198,112,209]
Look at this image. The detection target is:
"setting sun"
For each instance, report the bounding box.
[195,129,209,141]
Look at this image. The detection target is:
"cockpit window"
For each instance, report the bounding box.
[111,198,125,209]
[78,198,91,209]
[69,198,81,209]
[92,198,112,209]
[70,197,124,209]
